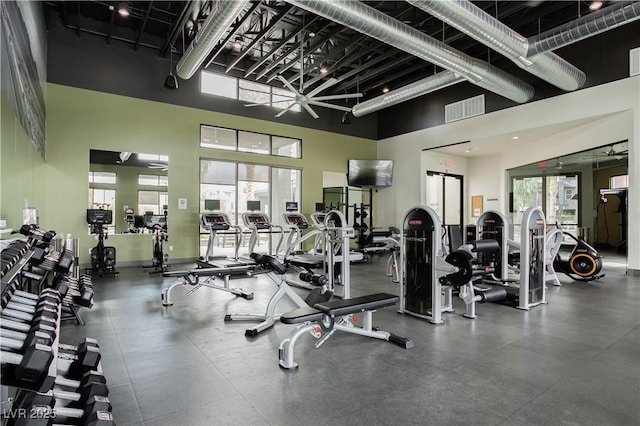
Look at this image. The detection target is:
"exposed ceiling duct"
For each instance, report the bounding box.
[176,0,250,80]
[527,1,640,56]
[351,71,464,117]
[285,0,534,104]
[408,0,586,92]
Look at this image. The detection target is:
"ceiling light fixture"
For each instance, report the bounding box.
[319,64,328,74]
[512,136,519,140]
[341,111,352,124]
[117,2,130,17]
[233,37,243,51]
[589,1,603,11]
[382,86,390,93]
[164,45,179,90]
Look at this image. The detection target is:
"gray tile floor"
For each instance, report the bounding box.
[60,252,640,425]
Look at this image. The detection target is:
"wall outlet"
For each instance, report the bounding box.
[169,245,173,251]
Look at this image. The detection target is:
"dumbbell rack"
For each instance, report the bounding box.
[1,227,114,424]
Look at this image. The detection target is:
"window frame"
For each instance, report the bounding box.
[199,124,302,159]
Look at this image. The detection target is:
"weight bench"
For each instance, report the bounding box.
[277,293,414,370]
[161,265,254,306]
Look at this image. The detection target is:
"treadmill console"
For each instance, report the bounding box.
[282,213,309,229]
[243,213,271,230]
[200,213,232,231]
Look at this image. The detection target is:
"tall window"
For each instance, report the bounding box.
[88,188,116,234]
[199,159,301,256]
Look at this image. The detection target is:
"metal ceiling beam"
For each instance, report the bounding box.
[332,52,411,93]
[255,19,333,80]
[203,1,262,68]
[360,61,427,93]
[244,14,320,77]
[225,5,295,73]
[133,1,154,51]
[160,1,197,57]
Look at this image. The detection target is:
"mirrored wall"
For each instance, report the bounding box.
[89,149,168,234]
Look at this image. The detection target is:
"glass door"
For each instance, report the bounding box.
[425,171,463,226]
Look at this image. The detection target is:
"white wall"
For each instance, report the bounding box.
[378,76,640,271]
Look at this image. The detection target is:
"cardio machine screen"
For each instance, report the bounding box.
[202,214,230,230]
[287,215,308,227]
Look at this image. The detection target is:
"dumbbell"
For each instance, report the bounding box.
[0,316,57,337]
[1,303,59,323]
[0,343,54,386]
[55,370,106,390]
[299,272,329,286]
[3,295,59,316]
[0,323,57,345]
[1,293,60,313]
[18,225,56,243]
[58,339,102,377]
[0,330,54,352]
[8,287,61,305]
[11,391,113,426]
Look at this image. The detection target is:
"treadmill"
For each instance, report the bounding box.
[197,212,252,268]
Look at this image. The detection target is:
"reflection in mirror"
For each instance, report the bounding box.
[89,149,168,234]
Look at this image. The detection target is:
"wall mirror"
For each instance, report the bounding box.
[89,149,168,234]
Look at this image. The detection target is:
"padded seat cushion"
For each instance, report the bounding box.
[314,293,399,316]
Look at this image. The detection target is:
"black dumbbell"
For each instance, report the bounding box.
[56,338,102,378]
[0,343,54,386]
[0,330,54,352]
[0,323,57,344]
[10,392,113,426]
[3,291,60,309]
[1,304,58,323]
[0,317,57,336]
[3,298,59,317]
[10,288,61,304]
[18,225,56,243]
[55,370,106,390]
[299,272,329,286]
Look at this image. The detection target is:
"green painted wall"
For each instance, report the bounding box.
[1,95,46,236]
[44,83,377,264]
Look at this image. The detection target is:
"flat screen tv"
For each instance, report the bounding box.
[347,159,394,187]
[247,200,261,211]
[285,201,298,211]
[204,199,220,211]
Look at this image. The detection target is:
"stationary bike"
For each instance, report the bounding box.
[143,211,169,275]
[553,230,604,282]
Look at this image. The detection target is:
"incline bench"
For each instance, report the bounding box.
[161,265,254,306]
[278,293,414,369]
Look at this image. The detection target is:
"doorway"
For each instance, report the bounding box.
[425,171,463,226]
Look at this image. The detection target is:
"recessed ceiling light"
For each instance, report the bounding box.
[465,148,474,153]
[512,136,519,140]
[589,1,603,11]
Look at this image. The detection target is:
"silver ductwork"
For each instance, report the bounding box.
[351,71,464,117]
[176,0,250,80]
[408,0,586,91]
[528,1,640,56]
[286,0,534,103]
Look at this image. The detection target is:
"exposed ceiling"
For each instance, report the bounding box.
[42,1,640,117]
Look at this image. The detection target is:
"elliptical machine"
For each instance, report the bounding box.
[86,208,118,278]
[553,230,604,282]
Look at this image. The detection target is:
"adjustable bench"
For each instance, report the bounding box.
[278,293,414,370]
[161,265,254,306]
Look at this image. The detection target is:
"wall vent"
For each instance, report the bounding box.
[630,47,640,77]
[445,94,485,123]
